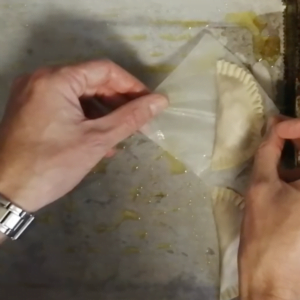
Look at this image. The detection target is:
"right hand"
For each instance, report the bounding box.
[239,118,300,300]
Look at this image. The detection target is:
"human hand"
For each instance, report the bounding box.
[239,117,300,300]
[0,60,168,212]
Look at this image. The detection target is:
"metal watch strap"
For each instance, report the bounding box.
[0,195,34,240]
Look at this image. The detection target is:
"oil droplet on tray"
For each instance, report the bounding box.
[157,151,187,175]
[153,20,208,29]
[158,222,168,227]
[92,160,108,174]
[226,12,266,35]
[116,142,127,150]
[130,186,143,201]
[64,201,77,213]
[225,12,281,66]
[150,51,164,57]
[172,208,181,212]
[160,33,192,41]
[87,247,101,254]
[132,165,139,172]
[155,192,168,198]
[123,247,141,254]
[95,224,117,234]
[155,192,167,203]
[108,34,147,41]
[137,231,148,240]
[122,210,141,221]
[95,210,141,234]
[127,34,147,41]
[145,64,176,74]
[255,35,280,65]
[157,244,172,250]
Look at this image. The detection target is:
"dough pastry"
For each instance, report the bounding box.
[211,187,244,300]
[211,60,265,170]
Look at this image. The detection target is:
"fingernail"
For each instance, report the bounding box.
[149,94,169,115]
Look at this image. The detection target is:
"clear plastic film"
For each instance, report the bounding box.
[142,32,278,192]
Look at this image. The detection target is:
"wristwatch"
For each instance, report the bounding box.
[0,195,34,240]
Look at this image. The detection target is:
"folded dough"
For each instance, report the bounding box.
[211,187,244,300]
[211,60,265,170]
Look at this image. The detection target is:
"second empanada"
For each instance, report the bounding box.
[211,187,245,300]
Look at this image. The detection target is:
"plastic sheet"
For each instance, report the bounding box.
[142,32,278,193]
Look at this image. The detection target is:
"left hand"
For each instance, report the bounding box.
[0,60,168,212]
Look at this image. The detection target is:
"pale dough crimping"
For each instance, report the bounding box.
[211,60,265,170]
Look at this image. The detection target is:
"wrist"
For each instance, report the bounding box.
[241,277,300,300]
[0,179,41,213]
[243,290,298,300]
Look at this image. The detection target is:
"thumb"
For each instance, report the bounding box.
[252,118,284,182]
[277,119,300,139]
[276,118,300,152]
[88,93,168,149]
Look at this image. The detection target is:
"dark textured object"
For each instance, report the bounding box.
[283,0,299,167]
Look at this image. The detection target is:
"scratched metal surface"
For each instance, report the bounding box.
[0,1,283,299]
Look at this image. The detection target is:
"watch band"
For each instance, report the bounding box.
[0,196,34,240]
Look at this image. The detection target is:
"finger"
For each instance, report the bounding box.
[275,114,293,122]
[277,118,300,150]
[87,94,168,148]
[58,60,148,98]
[277,118,300,139]
[252,117,284,182]
[97,86,128,108]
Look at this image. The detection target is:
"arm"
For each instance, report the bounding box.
[239,118,300,300]
[0,60,168,242]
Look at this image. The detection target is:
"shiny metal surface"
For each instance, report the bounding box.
[0,196,35,240]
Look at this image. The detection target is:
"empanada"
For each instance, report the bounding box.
[211,187,244,300]
[211,60,265,170]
